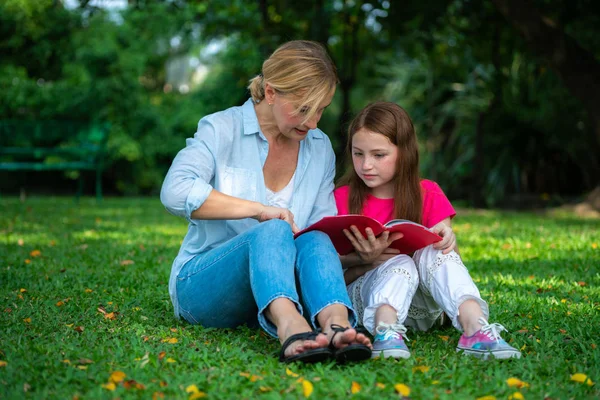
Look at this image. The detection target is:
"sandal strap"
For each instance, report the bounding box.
[279,331,320,361]
[328,324,369,350]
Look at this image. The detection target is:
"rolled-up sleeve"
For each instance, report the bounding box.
[306,144,337,225]
[160,118,218,220]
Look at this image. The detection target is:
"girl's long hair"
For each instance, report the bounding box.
[338,102,423,223]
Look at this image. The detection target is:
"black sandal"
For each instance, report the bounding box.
[328,324,372,363]
[279,331,333,364]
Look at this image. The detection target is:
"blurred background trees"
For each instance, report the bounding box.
[1,0,598,207]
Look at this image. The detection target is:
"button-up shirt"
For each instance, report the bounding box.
[160,98,337,316]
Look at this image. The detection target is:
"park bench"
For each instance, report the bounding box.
[0,120,109,201]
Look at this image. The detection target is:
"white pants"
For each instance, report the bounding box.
[347,245,489,335]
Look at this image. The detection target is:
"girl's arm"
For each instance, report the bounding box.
[340,250,403,284]
[431,217,458,254]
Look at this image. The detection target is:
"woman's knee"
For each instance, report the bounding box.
[250,219,295,247]
[295,230,338,258]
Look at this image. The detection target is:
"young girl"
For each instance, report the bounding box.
[335,101,521,360]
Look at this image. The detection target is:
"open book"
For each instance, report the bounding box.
[294,215,442,255]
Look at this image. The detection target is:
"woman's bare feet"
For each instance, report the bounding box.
[318,304,372,350]
[323,323,372,350]
[267,298,329,359]
[279,319,329,358]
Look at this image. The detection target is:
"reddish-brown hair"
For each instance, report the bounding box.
[338,102,423,223]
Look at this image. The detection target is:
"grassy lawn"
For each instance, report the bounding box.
[1,197,598,399]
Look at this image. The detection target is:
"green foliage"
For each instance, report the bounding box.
[1,197,599,398]
[1,0,598,202]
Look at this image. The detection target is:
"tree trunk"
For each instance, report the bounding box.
[491,0,600,148]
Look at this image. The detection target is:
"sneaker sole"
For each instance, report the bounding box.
[456,347,522,360]
[371,348,410,359]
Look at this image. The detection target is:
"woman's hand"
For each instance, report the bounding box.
[431,220,457,254]
[254,205,299,234]
[343,226,403,264]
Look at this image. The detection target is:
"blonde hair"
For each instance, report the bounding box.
[248,40,338,124]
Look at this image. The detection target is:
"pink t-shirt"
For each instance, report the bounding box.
[334,179,456,228]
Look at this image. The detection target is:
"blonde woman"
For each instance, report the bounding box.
[161,41,372,364]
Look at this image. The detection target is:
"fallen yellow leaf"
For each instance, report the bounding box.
[351,381,361,394]
[123,379,146,390]
[77,365,87,370]
[376,382,386,389]
[56,301,64,307]
[24,259,31,264]
[286,368,299,377]
[394,383,410,396]
[303,380,313,398]
[23,317,31,323]
[506,377,530,388]
[19,288,27,293]
[104,312,116,320]
[101,382,116,391]
[62,359,70,364]
[186,385,199,393]
[259,386,272,392]
[166,358,176,363]
[85,288,93,293]
[30,250,41,257]
[431,380,440,385]
[476,396,496,400]
[571,373,594,386]
[508,392,524,400]
[109,371,126,383]
[0,361,7,367]
[162,338,178,344]
[412,365,430,373]
[438,335,449,342]
[239,372,250,378]
[120,260,135,266]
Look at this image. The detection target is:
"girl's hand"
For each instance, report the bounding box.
[255,205,299,234]
[431,221,456,254]
[343,225,403,264]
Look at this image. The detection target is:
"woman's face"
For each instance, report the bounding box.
[270,88,334,141]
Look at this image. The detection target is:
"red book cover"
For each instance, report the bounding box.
[294,215,442,255]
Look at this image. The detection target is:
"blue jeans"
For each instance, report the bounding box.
[176,219,357,337]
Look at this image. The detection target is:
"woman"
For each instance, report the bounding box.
[160,40,372,363]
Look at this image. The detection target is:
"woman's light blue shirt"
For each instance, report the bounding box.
[160,98,337,317]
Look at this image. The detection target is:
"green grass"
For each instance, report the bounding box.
[1,197,599,399]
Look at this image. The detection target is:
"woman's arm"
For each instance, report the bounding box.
[192,190,299,232]
[160,118,298,230]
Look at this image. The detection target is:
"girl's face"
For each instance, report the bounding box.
[351,128,398,198]
[270,89,334,141]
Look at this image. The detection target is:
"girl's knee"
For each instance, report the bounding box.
[378,255,418,281]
